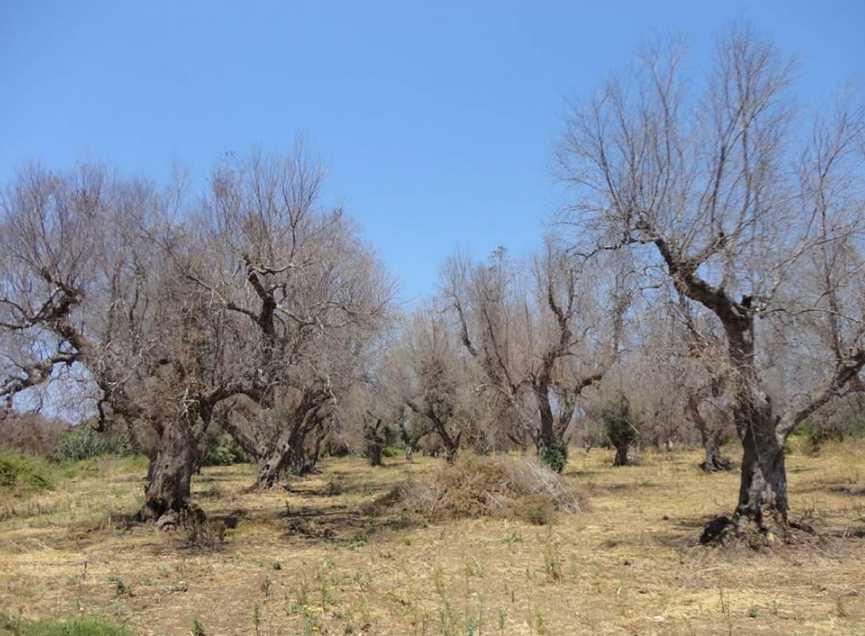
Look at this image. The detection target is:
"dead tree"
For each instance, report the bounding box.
[182,149,393,487]
[558,25,865,540]
[394,307,467,463]
[443,242,630,471]
[0,165,253,523]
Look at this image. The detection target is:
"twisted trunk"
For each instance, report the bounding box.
[737,414,788,522]
[138,420,200,521]
[256,404,322,487]
[725,319,789,522]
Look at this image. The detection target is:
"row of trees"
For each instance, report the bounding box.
[2,25,864,539]
[0,149,392,521]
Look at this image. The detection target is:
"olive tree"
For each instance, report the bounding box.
[557,26,865,539]
[444,242,631,471]
[181,149,393,487]
[0,164,253,522]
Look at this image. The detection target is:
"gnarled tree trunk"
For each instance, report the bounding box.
[138,421,200,522]
[734,399,788,522]
[257,424,305,487]
[700,434,733,473]
[612,441,631,467]
[699,316,801,544]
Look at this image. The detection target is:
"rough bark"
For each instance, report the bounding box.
[256,411,318,487]
[736,416,788,522]
[138,421,200,522]
[612,442,631,467]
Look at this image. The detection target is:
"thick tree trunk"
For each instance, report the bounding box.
[736,418,788,522]
[699,319,807,545]
[256,430,296,488]
[442,435,459,464]
[433,421,461,464]
[726,324,789,524]
[367,443,383,467]
[138,424,199,522]
[286,432,316,476]
[612,442,631,466]
[537,398,556,452]
[701,438,733,472]
[256,405,322,488]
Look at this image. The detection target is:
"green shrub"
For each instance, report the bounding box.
[0,613,129,636]
[51,427,135,463]
[600,395,638,466]
[202,433,248,466]
[539,439,568,473]
[0,451,54,496]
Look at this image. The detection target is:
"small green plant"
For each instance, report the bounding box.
[252,604,261,636]
[191,617,206,636]
[538,439,568,473]
[107,575,133,598]
[503,529,524,545]
[600,394,639,466]
[201,433,248,466]
[0,451,54,495]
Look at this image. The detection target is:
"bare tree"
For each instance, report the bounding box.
[181,149,393,487]
[443,242,630,470]
[391,306,469,463]
[0,164,251,522]
[673,294,735,471]
[557,25,865,539]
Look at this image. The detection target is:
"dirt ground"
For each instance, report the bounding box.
[1,443,864,635]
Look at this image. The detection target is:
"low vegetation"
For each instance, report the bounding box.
[0,451,54,497]
[0,442,863,634]
[0,615,129,636]
[0,19,863,636]
[372,453,584,525]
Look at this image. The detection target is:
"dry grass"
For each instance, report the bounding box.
[0,442,864,634]
[369,453,585,525]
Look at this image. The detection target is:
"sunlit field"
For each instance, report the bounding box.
[2,443,863,635]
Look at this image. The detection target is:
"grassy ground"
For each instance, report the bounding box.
[0,443,863,635]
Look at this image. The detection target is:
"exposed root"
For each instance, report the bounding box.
[148,504,205,532]
[698,455,733,473]
[699,512,818,549]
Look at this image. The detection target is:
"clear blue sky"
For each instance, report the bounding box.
[2,1,863,305]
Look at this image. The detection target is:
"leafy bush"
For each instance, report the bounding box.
[0,613,129,635]
[0,451,54,496]
[539,439,568,473]
[201,433,248,466]
[51,427,135,463]
[600,395,638,466]
[370,453,585,525]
